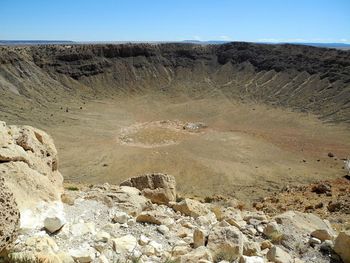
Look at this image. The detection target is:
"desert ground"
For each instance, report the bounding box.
[3,93,348,202]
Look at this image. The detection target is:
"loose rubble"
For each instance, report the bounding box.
[1,180,347,263]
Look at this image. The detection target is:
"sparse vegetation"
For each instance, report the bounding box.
[65,186,79,191]
[269,231,285,244]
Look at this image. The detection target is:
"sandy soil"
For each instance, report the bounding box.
[2,94,349,202]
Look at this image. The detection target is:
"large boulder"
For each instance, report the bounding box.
[0,121,63,211]
[273,211,336,253]
[334,231,350,263]
[207,225,244,261]
[172,198,209,218]
[120,173,176,204]
[274,211,334,234]
[0,177,20,253]
[83,183,151,216]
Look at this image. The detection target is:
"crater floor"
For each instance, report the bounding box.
[8,94,346,202]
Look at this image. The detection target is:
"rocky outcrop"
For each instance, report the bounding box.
[0,177,20,253]
[0,121,63,211]
[120,173,176,205]
[274,211,333,233]
[334,231,350,263]
[83,183,151,216]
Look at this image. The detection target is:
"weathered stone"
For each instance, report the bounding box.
[138,234,150,246]
[70,222,96,236]
[136,210,174,225]
[311,229,334,241]
[0,122,63,212]
[207,225,244,261]
[44,214,66,233]
[197,212,218,226]
[243,211,267,222]
[172,198,209,218]
[142,244,155,256]
[157,225,170,235]
[84,184,151,216]
[245,226,257,236]
[180,246,213,263]
[334,231,350,263]
[120,173,176,204]
[69,245,96,263]
[149,240,163,254]
[24,236,59,253]
[263,221,281,238]
[256,225,264,233]
[101,223,119,235]
[309,237,321,245]
[95,231,111,242]
[61,192,76,206]
[0,176,20,253]
[112,211,128,224]
[8,251,61,263]
[97,254,109,263]
[220,208,247,229]
[172,245,191,256]
[274,211,334,234]
[193,228,206,248]
[175,226,193,238]
[266,246,292,263]
[243,241,261,256]
[260,240,272,250]
[112,234,137,254]
[240,255,265,263]
[57,252,75,263]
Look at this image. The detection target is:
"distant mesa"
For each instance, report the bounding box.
[1,39,349,49]
[0,40,75,46]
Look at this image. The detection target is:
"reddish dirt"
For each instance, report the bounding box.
[254,177,350,231]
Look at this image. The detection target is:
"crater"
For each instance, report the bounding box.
[117,120,207,148]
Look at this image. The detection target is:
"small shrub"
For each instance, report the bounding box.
[65,186,79,191]
[176,195,184,202]
[269,231,285,244]
[204,196,214,203]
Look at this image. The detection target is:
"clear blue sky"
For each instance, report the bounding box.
[1,0,349,43]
